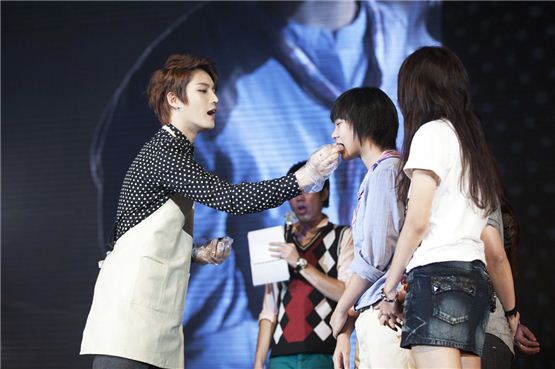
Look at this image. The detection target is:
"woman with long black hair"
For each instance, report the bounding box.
[377,46,502,369]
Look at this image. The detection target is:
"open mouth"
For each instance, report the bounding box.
[336,143,345,151]
[296,205,307,214]
[207,108,217,116]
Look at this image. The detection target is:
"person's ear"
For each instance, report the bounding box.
[166,92,183,110]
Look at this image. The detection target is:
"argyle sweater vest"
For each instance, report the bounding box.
[271,222,348,357]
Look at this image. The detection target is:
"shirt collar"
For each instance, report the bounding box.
[162,124,195,155]
[283,4,366,52]
[370,149,400,172]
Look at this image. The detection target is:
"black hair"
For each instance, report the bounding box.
[330,87,399,150]
[397,46,502,213]
[287,161,330,208]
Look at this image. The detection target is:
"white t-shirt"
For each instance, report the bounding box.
[404,119,487,272]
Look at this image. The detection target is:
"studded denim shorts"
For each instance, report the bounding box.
[400,260,494,356]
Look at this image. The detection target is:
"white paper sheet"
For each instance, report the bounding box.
[248,225,290,286]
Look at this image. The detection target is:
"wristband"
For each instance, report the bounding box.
[504,305,518,318]
[380,288,397,303]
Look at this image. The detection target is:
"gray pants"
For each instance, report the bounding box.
[92,355,163,369]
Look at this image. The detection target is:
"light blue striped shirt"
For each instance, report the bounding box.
[351,156,404,311]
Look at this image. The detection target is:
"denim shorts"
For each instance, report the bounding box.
[400,260,494,356]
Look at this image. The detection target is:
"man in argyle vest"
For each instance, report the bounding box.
[254,161,354,369]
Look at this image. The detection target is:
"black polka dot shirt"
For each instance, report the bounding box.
[111,124,301,244]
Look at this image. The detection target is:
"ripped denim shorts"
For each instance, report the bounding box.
[401,260,494,356]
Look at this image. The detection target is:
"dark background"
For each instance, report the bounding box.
[2,2,554,369]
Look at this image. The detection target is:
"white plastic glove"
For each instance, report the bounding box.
[295,144,341,192]
[192,236,233,265]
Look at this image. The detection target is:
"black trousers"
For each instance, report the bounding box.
[481,333,514,369]
[92,355,163,369]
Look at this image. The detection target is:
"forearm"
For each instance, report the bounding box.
[339,314,356,336]
[482,226,520,337]
[335,274,370,313]
[488,255,515,310]
[482,226,516,311]
[254,319,275,368]
[299,264,346,301]
[383,223,425,296]
[335,314,356,353]
[488,253,519,336]
[333,314,356,369]
[383,170,435,297]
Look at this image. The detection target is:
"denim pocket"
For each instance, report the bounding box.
[431,275,476,325]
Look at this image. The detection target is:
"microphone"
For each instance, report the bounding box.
[284,210,297,243]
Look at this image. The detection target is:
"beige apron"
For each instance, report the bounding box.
[81,196,194,369]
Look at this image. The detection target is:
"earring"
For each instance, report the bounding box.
[172,106,181,110]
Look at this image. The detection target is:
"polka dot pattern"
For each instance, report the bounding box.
[112,124,301,242]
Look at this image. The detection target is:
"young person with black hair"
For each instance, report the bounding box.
[328,87,414,369]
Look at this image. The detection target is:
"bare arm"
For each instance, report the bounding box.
[270,242,345,301]
[254,284,278,369]
[482,224,519,335]
[333,315,356,369]
[482,225,515,309]
[299,263,345,301]
[330,274,369,337]
[377,170,437,328]
[383,170,437,298]
[253,319,276,369]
